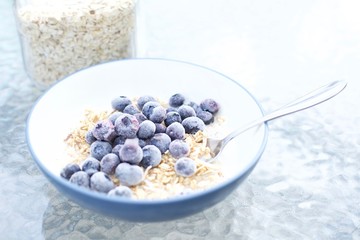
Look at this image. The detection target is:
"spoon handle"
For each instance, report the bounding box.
[222,80,347,146]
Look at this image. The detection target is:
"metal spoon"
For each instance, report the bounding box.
[206,80,347,162]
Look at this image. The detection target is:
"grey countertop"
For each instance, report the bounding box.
[1,0,360,239]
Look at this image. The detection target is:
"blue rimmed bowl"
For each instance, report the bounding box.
[26,59,268,222]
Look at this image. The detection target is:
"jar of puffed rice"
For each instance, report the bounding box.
[14,0,137,88]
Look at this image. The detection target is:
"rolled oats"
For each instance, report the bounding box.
[65,108,224,200]
[15,0,136,87]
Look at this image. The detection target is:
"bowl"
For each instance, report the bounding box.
[26,58,268,222]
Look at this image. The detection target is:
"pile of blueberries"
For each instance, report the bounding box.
[60,93,220,198]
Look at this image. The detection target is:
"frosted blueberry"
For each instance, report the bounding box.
[155,123,166,133]
[142,101,160,119]
[85,130,97,145]
[111,96,132,111]
[174,157,197,177]
[90,141,112,160]
[90,172,115,193]
[197,110,214,125]
[178,105,196,120]
[115,163,144,186]
[164,111,181,127]
[108,186,132,198]
[69,171,90,188]
[141,145,162,168]
[100,153,120,175]
[166,122,185,140]
[149,105,166,123]
[137,95,156,110]
[166,106,178,113]
[200,98,220,114]
[119,138,143,165]
[150,133,171,154]
[92,119,117,142]
[169,139,190,159]
[137,120,156,139]
[182,116,205,134]
[113,135,127,146]
[60,163,81,180]
[111,144,123,158]
[169,93,185,107]
[82,157,100,176]
[187,101,202,114]
[114,113,139,139]
[108,112,123,124]
[123,104,140,115]
[134,112,147,124]
[138,138,149,148]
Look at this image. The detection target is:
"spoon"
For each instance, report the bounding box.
[206,80,347,162]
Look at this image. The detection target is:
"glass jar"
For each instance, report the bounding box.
[14,0,137,88]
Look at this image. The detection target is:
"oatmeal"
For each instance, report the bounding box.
[61,94,224,199]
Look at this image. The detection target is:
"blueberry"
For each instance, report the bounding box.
[155,123,166,133]
[111,96,132,111]
[196,110,214,125]
[82,157,100,176]
[113,135,127,146]
[85,130,97,144]
[60,163,81,180]
[166,107,178,113]
[115,163,144,186]
[169,93,185,107]
[164,111,181,127]
[182,116,205,134]
[150,133,171,154]
[69,171,90,188]
[123,104,140,115]
[90,141,112,160]
[178,105,196,120]
[169,139,190,159]
[108,112,123,124]
[100,153,120,175]
[138,138,149,148]
[92,119,117,142]
[137,95,156,110]
[200,98,220,114]
[141,145,162,168]
[187,101,202,114]
[137,120,156,139]
[142,101,160,119]
[149,105,166,123]
[166,122,185,140]
[119,138,143,165]
[108,186,132,198]
[114,113,139,139]
[174,157,197,177]
[134,112,147,124]
[90,172,115,193]
[111,144,123,158]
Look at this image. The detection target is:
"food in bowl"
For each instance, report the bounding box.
[61,93,225,199]
[26,59,268,221]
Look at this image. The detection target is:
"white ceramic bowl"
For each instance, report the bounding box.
[26,59,268,222]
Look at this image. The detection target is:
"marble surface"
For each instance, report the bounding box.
[1,0,360,239]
